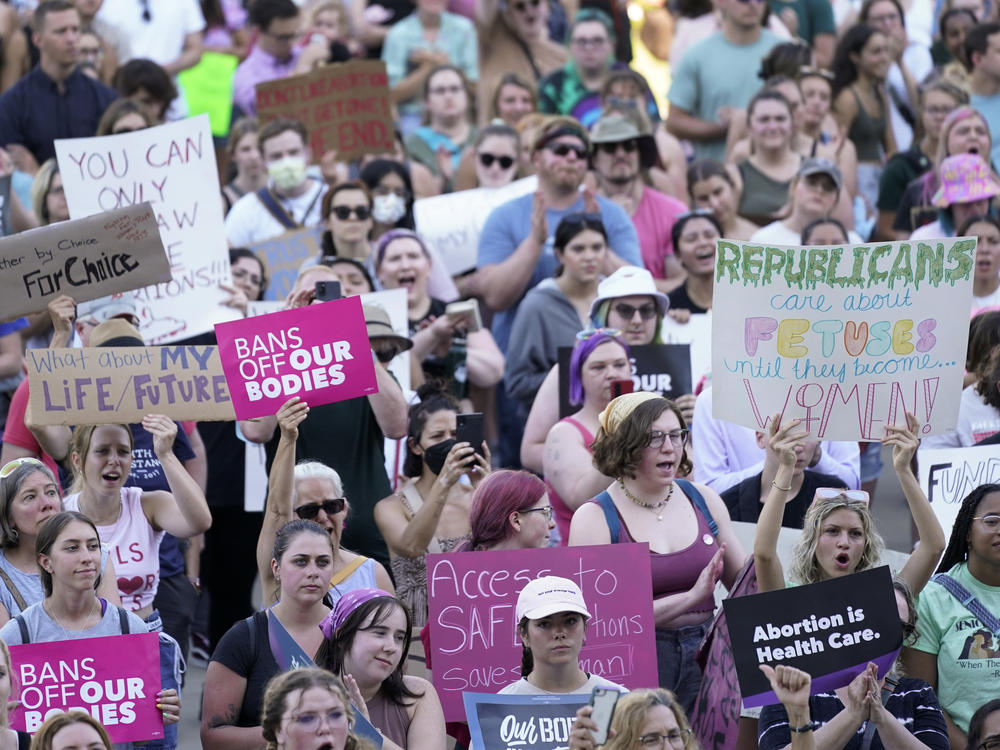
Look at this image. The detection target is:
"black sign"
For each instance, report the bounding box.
[464,692,589,750]
[723,566,903,707]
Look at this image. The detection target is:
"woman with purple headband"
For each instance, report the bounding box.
[543,329,631,544]
[318,588,446,750]
[375,229,503,404]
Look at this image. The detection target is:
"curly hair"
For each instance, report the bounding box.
[937,483,1000,572]
[966,698,1000,750]
[603,689,702,750]
[791,496,884,584]
[591,398,693,479]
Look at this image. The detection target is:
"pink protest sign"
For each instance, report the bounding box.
[10,633,162,743]
[426,544,658,722]
[214,296,378,419]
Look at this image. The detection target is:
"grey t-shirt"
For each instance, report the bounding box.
[499,673,628,695]
[0,546,112,619]
[0,599,148,645]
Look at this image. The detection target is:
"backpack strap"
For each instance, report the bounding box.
[118,606,130,635]
[932,573,1000,635]
[595,491,621,545]
[255,188,300,229]
[0,565,28,613]
[14,613,29,645]
[675,478,718,536]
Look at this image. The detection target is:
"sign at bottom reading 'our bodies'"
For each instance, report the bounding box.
[10,633,162,743]
[464,693,588,750]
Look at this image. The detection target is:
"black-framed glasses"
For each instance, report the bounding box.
[546,142,588,159]
[597,140,639,155]
[520,505,553,521]
[331,205,372,221]
[612,302,658,321]
[648,430,689,450]
[979,735,1000,750]
[478,153,515,169]
[973,514,1000,530]
[294,498,346,520]
[140,0,151,22]
[638,729,692,748]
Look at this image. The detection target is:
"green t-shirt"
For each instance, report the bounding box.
[912,562,1000,732]
[768,0,835,43]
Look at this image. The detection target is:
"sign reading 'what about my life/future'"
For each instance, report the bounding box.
[712,238,975,441]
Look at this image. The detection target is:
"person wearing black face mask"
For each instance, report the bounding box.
[374,383,491,633]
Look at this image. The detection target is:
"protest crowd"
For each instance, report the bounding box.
[0,0,999,749]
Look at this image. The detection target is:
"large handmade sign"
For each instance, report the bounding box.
[463,693,588,750]
[255,60,394,162]
[712,239,975,440]
[215,296,378,420]
[723,566,903,707]
[0,204,170,318]
[26,344,234,424]
[10,633,162,743]
[426,544,656,722]
[55,114,236,344]
[918,444,1000,540]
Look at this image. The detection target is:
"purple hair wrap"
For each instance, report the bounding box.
[319,587,394,640]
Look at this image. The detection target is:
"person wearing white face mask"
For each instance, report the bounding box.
[225,117,328,247]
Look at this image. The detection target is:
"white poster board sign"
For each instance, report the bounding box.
[56,114,236,344]
[917,444,1000,537]
[414,175,537,275]
[712,239,975,440]
[661,312,711,389]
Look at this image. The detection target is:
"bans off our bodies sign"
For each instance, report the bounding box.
[712,239,975,440]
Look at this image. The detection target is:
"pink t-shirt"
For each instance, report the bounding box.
[631,187,688,279]
[64,486,164,612]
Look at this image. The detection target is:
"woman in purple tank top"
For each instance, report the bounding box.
[568,392,746,714]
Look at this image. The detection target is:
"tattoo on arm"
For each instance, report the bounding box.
[207,704,238,729]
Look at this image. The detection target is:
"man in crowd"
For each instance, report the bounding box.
[967,22,1000,169]
[232,0,301,117]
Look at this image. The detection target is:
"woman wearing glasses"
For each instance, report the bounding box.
[906,485,1000,749]
[256,398,394,607]
[506,214,609,409]
[570,688,699,750]
[472,124,521,189]
[320,181,375,262]
[965,700,1000,750]
[569,393,745,713]
[0,458,118,625]
[543,329,630,543]
[461,470,556,551]
[374,386,490,628]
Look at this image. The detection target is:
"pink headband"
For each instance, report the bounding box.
[319,587,394,640]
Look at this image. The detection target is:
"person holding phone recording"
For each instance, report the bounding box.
[500,575,626,695]
[374,386,491,628]
[569,688,699,750]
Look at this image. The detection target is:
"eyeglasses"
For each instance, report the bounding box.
[867,10,902,25]
[597,140,639,155]
[576,327,622,340]
[638,729,692,748]
[0,458,43,479]
[546,142,588,159]
[815,488,871,505]
[571,36,609,49]
[520,505,553,520]
[232,267,263,286]
[331,205,372,221]
[294,498,346,520]
[979,735,1000,750]
[512,0,541,11]
[973,513,1000,530]
[648,430,689,450]
[803,174,838,194]
[287,709,347,731]
[900,618,918,646]
[612,302,658,321]
[479,153,516,169]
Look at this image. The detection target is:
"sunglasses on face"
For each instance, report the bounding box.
[0,457,43,479]
[294,498,346,520]
[479,153,516,169]
[547,142,588,159]
[613,302,658,320]
[597,140,639,155]
[331,205,372,221]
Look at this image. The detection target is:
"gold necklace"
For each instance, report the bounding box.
[44,598,99,639]
[617,478,674,521]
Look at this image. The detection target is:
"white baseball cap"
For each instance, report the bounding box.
[77,295,139,326]
[515,576,592,621]
[589,266,670,322]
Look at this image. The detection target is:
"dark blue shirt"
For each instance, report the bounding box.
[0,66,117,163]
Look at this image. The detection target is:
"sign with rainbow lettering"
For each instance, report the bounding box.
[711,239,975,441]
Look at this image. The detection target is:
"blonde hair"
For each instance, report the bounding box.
[70,424,133,493]
[791,496,884,584]
[604,689,701,750]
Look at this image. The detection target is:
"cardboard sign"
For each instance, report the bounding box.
[215,296,378,419]
[255,60,394,162]
[55,115,237,345]
[426,544,657,722]
[712,239,975,440]
[0,204,170,318]
[723,566,903,707]
[557,343,692,418]
[414,176,538,275]
[463,692,588,750]
[26,344,235,425]
[251,226,324,301]
[918,445,1000,539]
[10,633,162,743]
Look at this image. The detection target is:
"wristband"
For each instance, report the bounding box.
[772,480,792,492]
[789,721,818,734]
